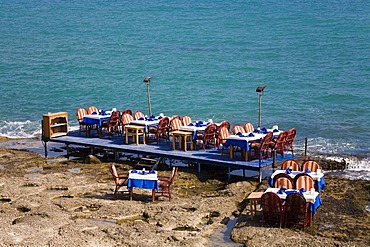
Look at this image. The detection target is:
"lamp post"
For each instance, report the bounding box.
[256,84,266,130]
[143,76,152,116]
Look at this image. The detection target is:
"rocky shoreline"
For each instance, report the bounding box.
[0,146,369,246]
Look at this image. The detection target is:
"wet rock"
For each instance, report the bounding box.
[85,155,101,164]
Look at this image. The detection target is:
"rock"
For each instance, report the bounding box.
[85,155,101,164]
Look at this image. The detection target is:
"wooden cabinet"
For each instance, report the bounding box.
[42,112,68,139]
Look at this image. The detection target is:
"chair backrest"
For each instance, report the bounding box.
[294,174,314,190]
[282,160,300,171]
[134,111,145,120]
[260,132,273,151]
[285,128,297,146]
[87,106,98,115]
[122,108,132,116]
[284,193,309,228]
[218,126,230,145]
[273,173,294,189]
[109,110,121,124]
[157,116,170,133]
[232,124,245,134]
[171,115,181,121]
[121,113,133,125]
[76,108,87,123]
[170,118,183,131]
[169,167,178,185]
[182,116,192,126]
[219,121,230,131]
[301,160,320,172]
[261,192,284,227]
[243,122,254,133]
[204,123,218,140]
[273,131,288,150]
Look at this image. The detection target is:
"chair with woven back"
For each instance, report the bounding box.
[232,124,245,135]
[182,116,192,126]
[196,123,218,150]
[294,173,314,191]
[282,160,300,171]
[250,132,273,161]
[284,193,310,229]
[284,128,297,155]
[260,191,285,228]
[158,167,178,201]
[273,173,295,189]
[87,106,99,115]
[76,108,89,136]
[270,130,288,157]
[109,165,128,194]
[101,110,121,136]
[134,111,145,120]
[301,160,320,172]
[148,116,170,143]
[243,122,254,133]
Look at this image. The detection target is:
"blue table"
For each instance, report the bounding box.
[268,170,326,191]
[83,114,110,128]
[127,170,158,202]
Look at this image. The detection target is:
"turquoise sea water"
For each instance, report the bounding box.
[1,1,370,168]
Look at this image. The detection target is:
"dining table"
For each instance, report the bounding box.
[129,118,161,132]
[224,129,282,161]
[83,114,111,128]
[264,187,322,226]
[268,169,326,191]
[127,169,158,202]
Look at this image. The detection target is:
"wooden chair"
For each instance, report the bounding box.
[109,165,128,194]
[196,123,218,150]
[158,167,178,201]
[149,116,170,143]
[261,192,284,228]
[270,131,288,157]
[121,113,133,135]
[76,108,88,135]
[217,126,230,155]
[171,115,181,121]
[294,173,314,191]
[232,124,245,135]
[282,160,300,171]
[101,110,121,136]
[284,193,310,229]
[301,160,320,172]
[250,132,273,160]
[273,173,294,189]
[243,122,254,133]
[134,111,145,120]
[87,106,98,115]
[218,121,230,131]
[182,116,192,126]
[284,128,296,155]
[170,118,183,132]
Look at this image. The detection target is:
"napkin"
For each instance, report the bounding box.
[188,123,194,126]
[248,133,255,137]
[196,121,203,127]
[277,187,286,194]
[149,170,155,174]
[285,168,292,174]
[138,117,144,120]
[237,132,244,137]
[131,170,137,173]
[305,168,311,173]
[92,112,97,115]
[253,129,259,133]
[261,127,267,134]
[286,190,296,195]
[299,188,306,195]
[158,116,163,119]
[273,129,279,132]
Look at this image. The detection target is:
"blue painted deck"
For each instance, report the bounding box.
[44,131,298,181]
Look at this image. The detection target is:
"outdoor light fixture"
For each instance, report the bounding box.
[143,76,152,116]
[256,84,266,129]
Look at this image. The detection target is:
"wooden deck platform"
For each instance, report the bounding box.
[43,131,298,182]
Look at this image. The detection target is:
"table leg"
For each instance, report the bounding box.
[229,145,234,159]
[135,130,139,145]
[152,189,156,202]
[189,136,193,150]
[143,132,146,144]
[125,127,129,144]
[129,187,133,201]
[172,135,176,150]
[183,136,187,151]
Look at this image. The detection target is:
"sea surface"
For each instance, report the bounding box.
[1,1,370,176]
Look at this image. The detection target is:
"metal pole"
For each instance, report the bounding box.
[146,83,152,116]
[258,93,262,129]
